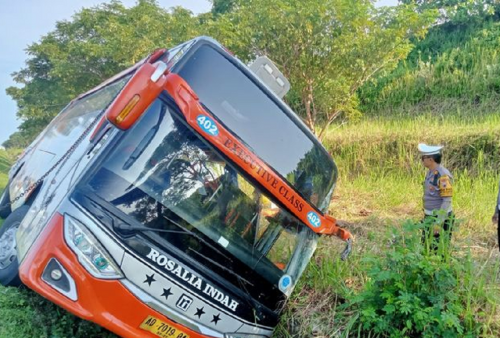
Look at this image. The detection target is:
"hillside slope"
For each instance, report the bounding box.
[360,20,500,116]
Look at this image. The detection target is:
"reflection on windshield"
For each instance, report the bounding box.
[176,44,337,211]
[87,99,318,289]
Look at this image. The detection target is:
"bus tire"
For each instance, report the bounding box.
[0,205,29,287]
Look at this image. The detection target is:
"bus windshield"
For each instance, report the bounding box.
[175,43,337,211]
[85,99,318,291]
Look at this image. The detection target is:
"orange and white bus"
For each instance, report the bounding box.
[0,36,351,338]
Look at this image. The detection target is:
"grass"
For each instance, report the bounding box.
[0,149,13,229]
[0,286,117,338]
[0,150,10,193]
[1,108,499,337]
[323,110,500,241]
[360,20,500,112]
[274,109,500,337]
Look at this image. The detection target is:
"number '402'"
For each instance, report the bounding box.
[307,211,321,227]
[196,115,219,136]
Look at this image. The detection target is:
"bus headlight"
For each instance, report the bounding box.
[17,206,47,263]
[64,214,123,279]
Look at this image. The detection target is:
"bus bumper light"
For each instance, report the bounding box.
[41,258,78,301]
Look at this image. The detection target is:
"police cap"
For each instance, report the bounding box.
[418,143,443,156]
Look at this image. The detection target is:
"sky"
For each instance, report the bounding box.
[0,0,398,145]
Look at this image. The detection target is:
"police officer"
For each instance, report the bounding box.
[419,143,454,245]
[492,179,500,251]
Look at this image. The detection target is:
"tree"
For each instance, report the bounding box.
[210,0,236,16]
[400,0,499,24]
[208,0,436,140]
[5,0,200,147]
[1,131,28,149]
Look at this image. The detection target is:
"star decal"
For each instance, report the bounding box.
[211,313,221,325]
[143,273,156,286]
[161,288,173,300]
[194,307,205,319]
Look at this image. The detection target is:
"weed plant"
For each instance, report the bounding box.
[276,220,500,338]
[348,220,499,338]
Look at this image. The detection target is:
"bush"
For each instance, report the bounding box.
[348,220,498,338]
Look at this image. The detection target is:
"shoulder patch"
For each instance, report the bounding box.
[432,170,441,186]
[438,175,453,197]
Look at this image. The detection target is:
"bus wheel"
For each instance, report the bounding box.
[0,205,29,287]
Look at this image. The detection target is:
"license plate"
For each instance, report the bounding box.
[139,315,190,338]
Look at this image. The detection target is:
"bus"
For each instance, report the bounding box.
[0,36,352,338]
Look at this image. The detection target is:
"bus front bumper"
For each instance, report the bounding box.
[18,212,209,338]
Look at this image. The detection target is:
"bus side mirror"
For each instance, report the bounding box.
[106,61,168,130]
[323,215,353,260]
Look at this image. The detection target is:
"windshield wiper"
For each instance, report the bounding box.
[114,224,186,234]
[161,214,233,261]
[159,216,262,308]
[187,247,259,311]
[114,215,231,261]
[187,247,253,286]
[115,213,270,313]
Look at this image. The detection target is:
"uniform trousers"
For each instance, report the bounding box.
[421,211,454,250]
